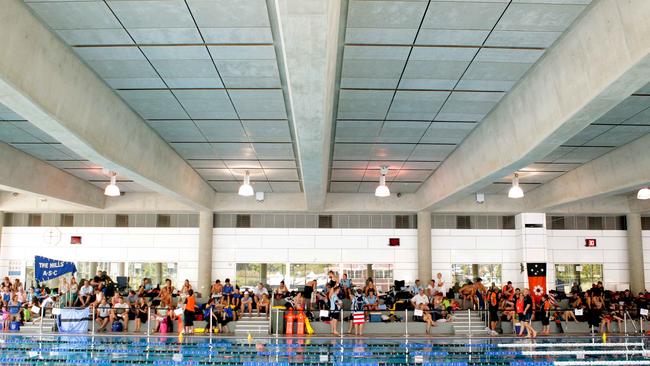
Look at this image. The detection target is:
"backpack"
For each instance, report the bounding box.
[111,321,123,332]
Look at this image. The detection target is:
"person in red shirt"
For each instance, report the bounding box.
[540,294,552,335]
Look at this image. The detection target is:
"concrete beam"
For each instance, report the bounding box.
[0,142,105,209]
[526,133,650,211]
[0,192,191,213]
[0,0,214,210]
[267,0,344,211]
[416,0,650,211]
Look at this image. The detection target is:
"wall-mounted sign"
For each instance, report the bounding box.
[585,238,597,247]
[388,238,400,247]
[70,236,82,245]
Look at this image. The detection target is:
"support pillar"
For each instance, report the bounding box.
[117,262,125,277]
[0,212,3,261]
[367,264,373,279]
[417,212,432,283]
[260,263,268,285]
[89,262,98,278]
[626,213,645,293]
[197,211,213,298]
[155,263,163,286]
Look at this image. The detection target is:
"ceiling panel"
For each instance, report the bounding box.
[337,90,394,120]
[386,91,448,120]
[148,120,207,142]
[173,90,237,119]
[420,122,476,144]
[195,120,248,142]
[335,120,382,143]
[243,120,292,143]
[229,90,287,119]
[269,182,301,193]
[436,92,505,122]
[495,3,587,32]
[377,121,429,143]
[117,90,188,119]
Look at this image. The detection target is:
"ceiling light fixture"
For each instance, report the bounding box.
[238,170,254,197]
[508,172,524,199]
[375,166,390,198]
[638,187,650,200]
[104,171,120,197]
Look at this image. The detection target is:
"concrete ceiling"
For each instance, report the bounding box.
[0,0,649,214]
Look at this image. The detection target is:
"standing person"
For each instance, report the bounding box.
[327,271,338,288]
[59,277,69,308]
[340,274,352,299]
[473,278,486,310]
[69,277,79,307]
[183,289,196,335]
[518,289,537,338]
[488,288,500,335]
[435,273,446,296]
[329,285,342,336]
[540,294,552,335]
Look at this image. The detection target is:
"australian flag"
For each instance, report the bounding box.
[527,263,547,303]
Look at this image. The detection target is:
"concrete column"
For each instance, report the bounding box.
[89,262,98,278]
[0,212,4,259]
[626,213,645,293]
[197,211,213,298]
[417,212,432,283]
[367,264,373,279]
[155,263,163,286]
[260,263,268,285]
[117,262,126,277]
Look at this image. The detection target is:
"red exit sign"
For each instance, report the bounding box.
[585,238,597,247]
[389,238,400,247]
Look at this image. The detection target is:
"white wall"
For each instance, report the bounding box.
[1,226,649,291]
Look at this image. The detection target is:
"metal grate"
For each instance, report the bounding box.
[318,215,333,228]
[236,214,251,228]
[115,214,129,228]
[394,215,411,229]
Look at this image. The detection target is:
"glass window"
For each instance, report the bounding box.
[340,264,394,293]
[128,262,177,289]
[288,264,337,290]
[451,264,502,287]
[235,263,286,289]
[555,263,603,291]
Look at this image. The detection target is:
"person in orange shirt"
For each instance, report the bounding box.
[183,289,196,335]
[502,281,515,303]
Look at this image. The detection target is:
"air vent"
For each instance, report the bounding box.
[157,214,171,228]
[236,214,251,228]
[456,216,471,229]
[394,215,410,229]
[116,214,129,227]
[61,214,74,227]
[318,215,333,228]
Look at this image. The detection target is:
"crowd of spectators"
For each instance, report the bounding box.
[3,271,650,337]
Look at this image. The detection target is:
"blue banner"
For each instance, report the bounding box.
[35,256,77,282]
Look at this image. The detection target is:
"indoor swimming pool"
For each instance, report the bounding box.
[0,335,648,365]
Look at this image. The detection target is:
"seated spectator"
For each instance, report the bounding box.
[411,279,423,295]
[241,291,253,316]
[257,293,270,319]
[274,280,290,301]
[364,279,377,296]
[133,297,148,333]
[227,286,238,308]
[211,280,222,299]
[222,279,234,302]
[253,282,268,305]
[426,279,436,297]
[159,279,175,308]
[111,297,130,332]
[93,287,105,307]
[364,289,379,311]
[95,298,111,332]
[78,280,93,307]
[411,288,430,311]
[126,290,138,306]
[340,274,352,299]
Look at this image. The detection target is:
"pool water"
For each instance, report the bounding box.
[0,335,648,365]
